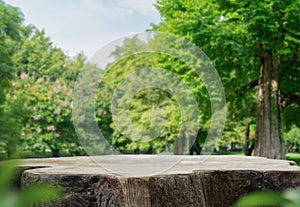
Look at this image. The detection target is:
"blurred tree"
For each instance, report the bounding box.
[0,0,23,103]
[95,35,211,155]
[9,28,86,157]
[10,74,84,157]
[0,1,88,158]
[153,0,300,159]
[0,1,25,159]
[0,160,64,207]
[63,52,86,81]
[0,95,27,159]
[14,29,66,79]
[285,125,300,153]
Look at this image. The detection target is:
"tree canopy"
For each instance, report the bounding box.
[0,1,86,158]
[0,0,299,159]
[152,0,300,158]
[0,0,23,103]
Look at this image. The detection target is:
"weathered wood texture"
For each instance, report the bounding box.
[17,156,300,207]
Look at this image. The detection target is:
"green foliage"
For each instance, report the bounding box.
[95,36,212,154]
[285,125,300,146]
[8,66,86,156]
[0,160,64,207]
[284,104,300,130]
[0,1,25,159]
[217,123,245,150]
[1,0,299,157]
[286,153,300,166]
[0,1,23,103]
[0,95,26,159]
[153,0,300,157]
[0,2,88,158]
[10,73,83,156]
[5,25,87,157]
[64,52,86,81]
[234,188,300,207]
[285,125,300,154]
[14,29,67,79]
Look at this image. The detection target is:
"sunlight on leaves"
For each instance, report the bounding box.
[234,189,300,207]
[0,160,64,207]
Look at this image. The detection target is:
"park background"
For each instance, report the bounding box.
[0,0,299,165]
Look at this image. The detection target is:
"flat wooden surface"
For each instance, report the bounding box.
[21,155,299,177]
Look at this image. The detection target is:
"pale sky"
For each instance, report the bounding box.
[4,0,161,58]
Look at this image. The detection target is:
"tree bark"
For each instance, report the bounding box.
[243,122,254,156]
[173,137,184,155]
[189,140,202,155]
[19,156,300,207]
[254,51,285,159]
[51,148,60,157]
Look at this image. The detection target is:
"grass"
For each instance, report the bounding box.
[213,151,300,166]
[286,153,300,166]
[212,150,243,155]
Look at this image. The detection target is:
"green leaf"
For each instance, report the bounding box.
[16,184,64,207]
[0,160,19,195]
[234,191,294,207]
[284,188,300,207]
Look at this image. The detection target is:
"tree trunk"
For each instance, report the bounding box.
[189,140,202,155]
[174,137,184,155]
[51,149,60,157]
[243,122,254,156]
[254,51,285,159]
[296,144,300,153]
[287,142,294,153]
[20,156,300,207]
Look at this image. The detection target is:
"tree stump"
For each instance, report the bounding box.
[18,155,300,207]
